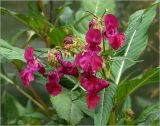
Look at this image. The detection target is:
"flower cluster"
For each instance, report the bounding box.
[20,47,45,87]
[104,14,125,50]
[46,51,78,96]
[20,13,125,110]
[75,25,109,109]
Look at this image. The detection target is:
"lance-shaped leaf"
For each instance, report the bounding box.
[111,4,157,85]
[115,67,159,106]
[94,83,117,125]
[136,102,160,125]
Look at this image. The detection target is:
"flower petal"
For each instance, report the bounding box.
[24,47,34,62]
[104,14,119,28]
[86,93,100,109]
[46,82,62,96]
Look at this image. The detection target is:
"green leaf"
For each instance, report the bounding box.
[94,83,117,125]
[111,4,157,85]
[115,67,159,106]
[136,102,160,125]
[0,39,50,63]
[0,39,25,61]
[75,0,115,34]
[2,91,25,123]
[48,27,67,46]
[50,93,84,125]
[28,1,42,17]
[59,7,74,25]
[74,95,94,118]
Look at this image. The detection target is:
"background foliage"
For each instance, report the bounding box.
[1,0,159,125]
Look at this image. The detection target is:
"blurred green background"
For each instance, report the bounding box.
[1,0,159,125]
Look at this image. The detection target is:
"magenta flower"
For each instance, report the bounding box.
[108,33,125,50]
[85,29,102,45]
[86,93,100,109]
[20,47,45,87]
[46,51,79,96]
[61,61,79,77]
[75,52,103,73]
[104,14,119,28]
[20,69,34,87]
[46,69,63,96]
[104,14,125,50]
[86,43,101,53]
[80,72,109,109]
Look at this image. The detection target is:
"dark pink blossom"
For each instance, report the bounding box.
[46,70,63,96]
[85,29,102,45]
[80,72,109,109]
[20,47,45,87]
[104,14,119,28]
[108,33,125,50]
[61,61,78,77]
[20,69,34,87]
[104,14,125,50]
[75,52,103,73]
[86,93,100,109]
[104,26,118,38]
[86,43,101,53]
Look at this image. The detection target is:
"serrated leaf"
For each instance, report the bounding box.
[50,93,84,125]
[136,102,160,125]
[112,4,157,85]
[115,67,159,106]
[94,83,117,125]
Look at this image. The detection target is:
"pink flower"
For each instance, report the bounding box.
[80,72,109,109]
[46,70,63,96]
[104,26,118,38]
[86,43,101,53]
[104,14,119,28]
[20,47,45,87]
[75,52,103,73]
[104,14,125,50]
[108,33,125,50]
[85,29,102,45]
[20,69,34,87]
[86,93,100,109]
[61,61,79,77]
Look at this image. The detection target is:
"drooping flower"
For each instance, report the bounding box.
[85,29,102,45]
[75,52,103,73]
[46,51,79,96]
[104,14,125,50]
[108,33,125,50]
[80,72,109,109]
[20,47,45,87]
[46,69,63,96]
[20,69,34,87]
[104,14,119,28]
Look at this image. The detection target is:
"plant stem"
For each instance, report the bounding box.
[109,108,116,125]
[28,86,51,117]
[0,73,50,118]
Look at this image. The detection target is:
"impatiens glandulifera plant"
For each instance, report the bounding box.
[0,1,159,125]
[20,13,122,110]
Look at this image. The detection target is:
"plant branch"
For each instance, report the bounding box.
[0,73,50,118]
